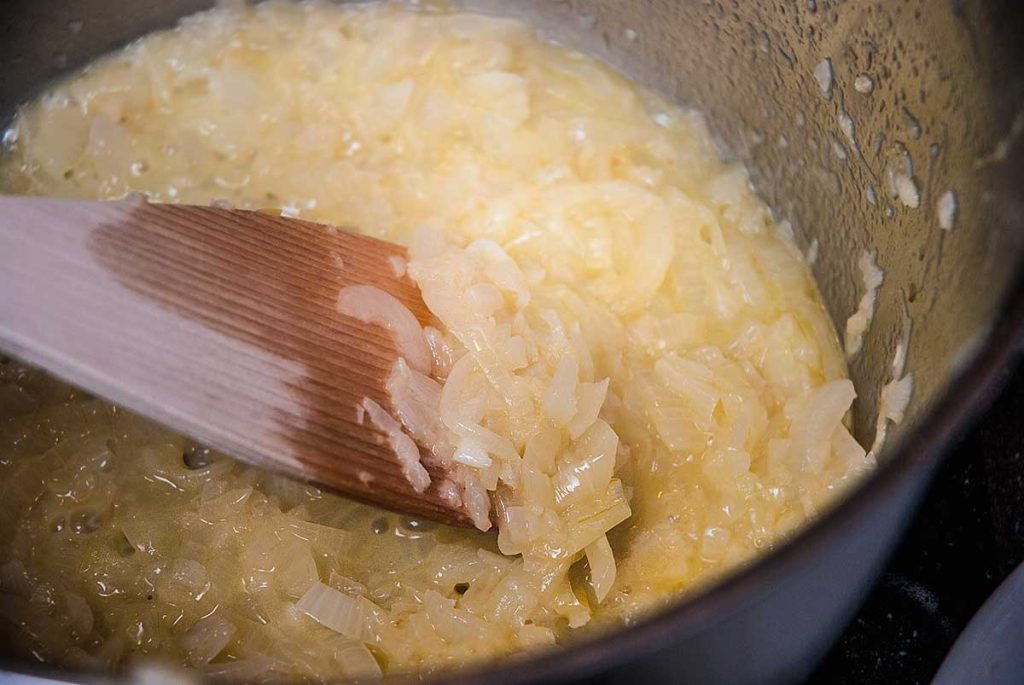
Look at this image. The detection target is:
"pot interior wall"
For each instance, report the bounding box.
[2,0,1023,473]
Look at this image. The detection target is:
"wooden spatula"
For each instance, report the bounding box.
[0,195,478,528]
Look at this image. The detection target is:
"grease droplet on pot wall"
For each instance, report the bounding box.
[937,190,958,231]
[865,184,878,206]
[854,74,874,94]
[894,174,921,209]
[814,58,833,98]
[839,112,857,148]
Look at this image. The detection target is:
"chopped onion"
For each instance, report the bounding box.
[553,420,617,507]
[63,591,94,637]
[542,357,578,424]
[451,438,492,469]
[787,380,857,472]
[388,254,407,278]
[832,425,868,473]
[466,239,530,308]
[880,374,914,423]
[295,582,367,640]
[869,373,915,458]
[338,285,431,374]
[285,519,351,555]
[424,326,456,377]
[203,656,282,683]
[361,398,430,492]
[523,425,561,475]
[567,379,609,441]
[385,358,449,456]
[502,336,530,370]
[845,250,884,358]
[274,542,319,598]
[332,639,383,680]
[328,571,367,597]
[700,526,731,562]
[181,613,236,666]
[585,534,615,602]
[170,559,208,592]
[654,354,719,430]
[564,479,631,553]
[438,356,519,461]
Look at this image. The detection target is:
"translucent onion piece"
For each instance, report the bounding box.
[361,398,430,492]
[844,250,884,358]
[63,591,94,637]
[654,354,719,431]
[564,479,631,554]
[203,656,283,683]
[786,380,857,473]
[295,582,367,640]
[568,379,609,440]
[585,534,616,603]
[274,542,319,598]
[332,639,383,680]
[328,571,368,597]
[869,374,914,458]
[385,358,447,453]
[181,613,236,666]
[553,420,617,507]
[338,285,431,374]
[542,357,578,424]
[438,356,519,461]
[170,559,208,592]
[451,438,492,469]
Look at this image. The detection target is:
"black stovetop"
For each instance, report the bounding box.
[809,349,1024,685]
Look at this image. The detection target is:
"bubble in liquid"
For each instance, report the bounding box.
[183,445,214,469]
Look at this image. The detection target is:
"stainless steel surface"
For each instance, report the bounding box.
[2,1,1023,683]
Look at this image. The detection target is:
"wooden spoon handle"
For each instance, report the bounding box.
[0,196,473,527]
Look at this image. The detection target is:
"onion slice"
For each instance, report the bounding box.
[338,285,431,374]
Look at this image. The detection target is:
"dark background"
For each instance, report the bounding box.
[809,348,1024,684]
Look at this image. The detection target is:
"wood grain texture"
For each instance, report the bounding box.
[0,196,476,527]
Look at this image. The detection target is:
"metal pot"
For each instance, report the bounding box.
[2,1,1023,683]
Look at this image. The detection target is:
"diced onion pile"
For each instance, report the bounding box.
[0,1,877,680]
